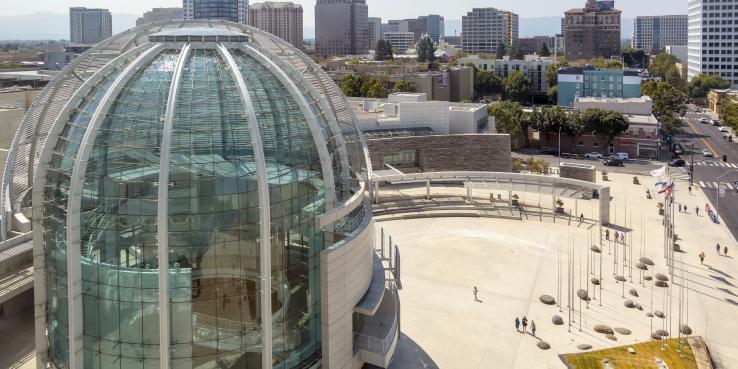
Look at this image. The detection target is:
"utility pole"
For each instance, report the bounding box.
[690,143,695,187]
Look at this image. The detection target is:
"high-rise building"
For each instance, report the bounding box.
[563,0,621,61]
[183,0,249,24]
[315,0,369,56]
[425,15,445,44]
[17,22,398,369]
[383,31,416,52]
[461,7,519,54]
[368,17,382,48]
[688,0,738,86]
[632,15,688,54]
[249,2,303,49]
[69,7,112,45]
[137,7,184,26]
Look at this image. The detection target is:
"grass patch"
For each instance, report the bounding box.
[562,339,698,369]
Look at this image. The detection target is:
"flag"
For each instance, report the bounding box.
[650,166,666,178]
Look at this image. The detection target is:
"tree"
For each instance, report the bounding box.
[547,85,558,105]
[649,53,680,79]
[642,81,687,134]
[474,70,503,96]
[622,49,649,69]
[538,43,551,57]
[504,71,532,103]
[721,97,738,131]
[508,46,524,60]
[416,35,436,62]
[641,80,658,97]
[546,61,568,87]
[341,75,362,97]
[496,43,507,60]
[392,79,416,93]
[374,40,394,61]
[489,101,526,149]
[362,78,388,98]
[581,108,629,146]
[688,74,731,99]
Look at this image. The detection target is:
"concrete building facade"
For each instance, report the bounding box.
[138,7,184,26]
[557,67,642,107]
[368,17,382,49]
[315,0,369,56]
[563,0,621,61]
[460,57,554,95]
[383,32,416,53]
[183,0,248,24]
[632,15,688,54]
[461,8,519,54]
[69,7,112,45]
[688,0,738,86]
[406,68,474,103]
[249,1,303,49]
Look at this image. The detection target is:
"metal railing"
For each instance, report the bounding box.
[353,286,399,355]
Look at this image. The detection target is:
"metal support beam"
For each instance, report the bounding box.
[64,44,164,369]
[217,44,273,369]
[158,43,191,369]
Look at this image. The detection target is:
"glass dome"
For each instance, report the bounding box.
[36,25,370,369]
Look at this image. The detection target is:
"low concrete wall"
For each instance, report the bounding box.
[560,162,596,183]
[367,134,512,173]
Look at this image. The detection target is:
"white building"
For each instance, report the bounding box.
[351,93,491,135]
[460,56,554,94]
[383,32,416,53]
[461,8,518,54]
[688,0,738,86]
[632,15,688,54]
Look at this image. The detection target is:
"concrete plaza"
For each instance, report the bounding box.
[379,171,738,369]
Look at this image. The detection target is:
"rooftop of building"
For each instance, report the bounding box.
[575,96,653,104]
[250,1,302,9]
[558,66,640,76]
[624,114,658,126]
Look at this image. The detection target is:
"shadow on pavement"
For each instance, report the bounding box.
[387,333,439,369]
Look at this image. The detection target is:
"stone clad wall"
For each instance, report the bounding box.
[367,134,512,172]
[560,162,596,183]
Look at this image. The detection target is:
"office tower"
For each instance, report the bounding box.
[138,7,184,25]
[183,0,248,24]
[22,22,397,369]
[564,0,621,60]
[368,17,382,48]
[69,7,112,45]
[633,15,688,54]
[384,31,416,52]
[315,0,369,56]
[688,0,738,86]
[461,7,519,54]
[249,2,303,49]
[425,14,446,44]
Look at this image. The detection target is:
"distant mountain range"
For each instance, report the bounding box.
[1,13,634,41]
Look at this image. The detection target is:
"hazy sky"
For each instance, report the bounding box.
[4,0,688,26]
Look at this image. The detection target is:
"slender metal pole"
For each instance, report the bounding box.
[690,143,695,186]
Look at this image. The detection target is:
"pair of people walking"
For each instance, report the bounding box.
[515,316,536,337]
[716,243,729,257]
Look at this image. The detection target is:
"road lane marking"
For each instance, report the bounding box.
[684,117,718,157]
[699,181,707,188]
[711,181,719,188]
[727,183,735,190]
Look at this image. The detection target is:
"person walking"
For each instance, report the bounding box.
[580,213,584,222]
[473,286,479,301]
[522,316,528,333]
[605,229,610,240]
[688,185,692,193]
[620,232,625,244]
[699,251,705,265]
[717,243,722,255]
[725,246,729,257]
[679,204,683,212]
[515,317,521,332]
[696,207,700,216]
[614,231,619,243]
[531,320,537,337]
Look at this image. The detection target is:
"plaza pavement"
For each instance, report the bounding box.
[378,171,738,369]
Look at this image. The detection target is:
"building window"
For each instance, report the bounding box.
[383,149,420,168]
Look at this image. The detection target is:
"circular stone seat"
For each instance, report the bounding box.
[680,324,693,335]
[655,273,669,281]
[577,289,589,301]
[656,329,669,337]
[605,334,617,341]
[591,277,601,285]
[552,315,564,325]
[634,303,643,310]
[615,275,627,282]
[629,288,639,297]
[651,333,662,340]
[577,344,593,350]
[594,324,614,335]
[615,327,632,335]
[636,262,648,270]
[644,276,653,281]
[624,300,635,308]
[539,295,556,305]
[537,341,551,350]
[647,312,654,317]
[654,311,665,318]
[655,281,669,288]
[639,257,655,266]
[591,245,602,253]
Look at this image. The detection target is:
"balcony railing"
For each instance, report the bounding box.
[353,285,399,355]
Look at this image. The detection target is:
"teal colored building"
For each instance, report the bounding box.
[557,67,642,107]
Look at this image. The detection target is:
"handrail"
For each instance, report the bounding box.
[353,286,399,355]
[318,181,366,228]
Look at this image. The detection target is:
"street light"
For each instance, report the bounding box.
[716,170,738,223]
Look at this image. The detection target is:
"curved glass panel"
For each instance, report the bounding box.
[166,48,263,368]
[78,50,179,368]
[232,49,324,368]
[42,54,145,369]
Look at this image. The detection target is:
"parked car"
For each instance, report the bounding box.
[700,117,709,123]
[584,152,603,159]
[609,152,630,161]
[603,158,624,167]
[712,119,721,126]
[703,149,714,157]
[669,159,686,167]
[719,126,729,132]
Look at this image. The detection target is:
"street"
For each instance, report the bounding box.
[675,108,738,240]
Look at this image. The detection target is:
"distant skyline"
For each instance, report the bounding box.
[4,0,688,27]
